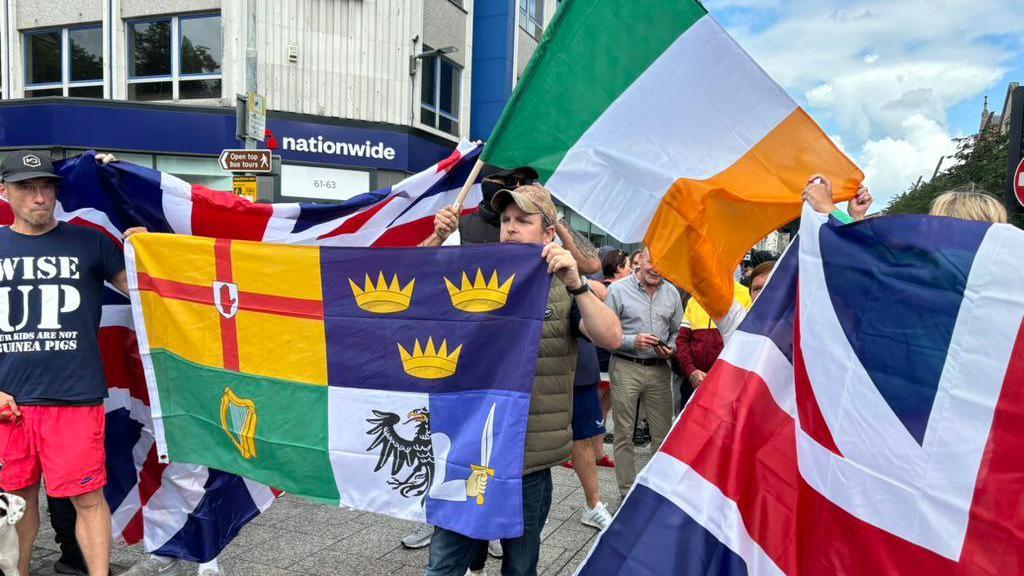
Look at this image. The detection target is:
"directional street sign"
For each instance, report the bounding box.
[219,149,273,173]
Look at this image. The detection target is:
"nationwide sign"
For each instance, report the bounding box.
[219,149,272,173]
[280,136,397,161]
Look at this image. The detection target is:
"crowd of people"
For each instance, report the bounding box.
[0,148,1012,576]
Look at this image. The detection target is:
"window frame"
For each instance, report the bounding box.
[519,0,544,38]
[126,12,222,101]
[419,51,462,137]
[24,24,104,97]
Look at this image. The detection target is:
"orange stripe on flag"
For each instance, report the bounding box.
[645,107,863,318]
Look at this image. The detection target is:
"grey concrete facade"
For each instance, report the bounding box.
[16,0,102,29]
[423,0,469,67]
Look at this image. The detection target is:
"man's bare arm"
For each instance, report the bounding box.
[555,220,601,275]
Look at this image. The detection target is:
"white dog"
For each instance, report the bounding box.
[0,493,26,576]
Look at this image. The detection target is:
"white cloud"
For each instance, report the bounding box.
[859,115,960,207]
[705,0,1024,209]
[805,83,834,108]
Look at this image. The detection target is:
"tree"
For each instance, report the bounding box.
[885,129,1021,227]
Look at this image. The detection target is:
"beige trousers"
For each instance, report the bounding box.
[609,357,673,495]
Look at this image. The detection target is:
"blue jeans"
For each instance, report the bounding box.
[425,469,553,576]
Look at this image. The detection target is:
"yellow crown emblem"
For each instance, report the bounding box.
[349,272,415,314]
[398,337,463,379]
[444,269,515,313]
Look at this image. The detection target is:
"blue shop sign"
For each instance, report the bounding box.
[0,99,454,173]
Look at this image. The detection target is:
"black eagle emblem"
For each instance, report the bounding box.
[365,407,434,504]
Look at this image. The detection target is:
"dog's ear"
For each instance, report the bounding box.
[0,494,9,520]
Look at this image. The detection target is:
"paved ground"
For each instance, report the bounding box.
[27,439,653,576]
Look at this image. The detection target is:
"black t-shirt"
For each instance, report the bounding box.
[0,222,124,405]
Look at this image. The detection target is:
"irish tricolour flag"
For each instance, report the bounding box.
[483,0,863,317]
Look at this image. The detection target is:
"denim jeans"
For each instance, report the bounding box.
[425,469,553,576]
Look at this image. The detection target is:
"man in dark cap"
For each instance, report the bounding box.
[0,150,143,576]
[419,165,601,274]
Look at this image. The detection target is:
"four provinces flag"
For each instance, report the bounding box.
[126,234,552,540]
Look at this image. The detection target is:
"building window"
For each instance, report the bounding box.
[419,46,461,136]
[520,0,543,38]
[24,26,103,98]
[127,13,221,101]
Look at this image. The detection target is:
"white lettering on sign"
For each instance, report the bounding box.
[281,136,397,161]
[219,150,273,173]
[1018,173,1024,187]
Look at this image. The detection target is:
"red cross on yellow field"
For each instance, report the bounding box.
[132,235,328,386]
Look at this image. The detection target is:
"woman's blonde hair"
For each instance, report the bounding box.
[929,189,1008,224]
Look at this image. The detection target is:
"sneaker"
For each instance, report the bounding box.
[487,539,503,558]
[119,556,186,576]
[401,524,434,549]
[465,570,487,576]
[581,502,614,531]
[560,460,574,469]
[198,566,224,576]
[53,560,89,576]
[596,455,616,468]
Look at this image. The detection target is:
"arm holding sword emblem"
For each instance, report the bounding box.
[467,403,496,506]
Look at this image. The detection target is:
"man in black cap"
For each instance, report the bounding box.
[420,165,601,274]
[0,150,143,576]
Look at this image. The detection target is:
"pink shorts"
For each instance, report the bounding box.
[0,405,107,497]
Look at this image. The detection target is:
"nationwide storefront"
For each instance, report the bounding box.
[0,98,458,202]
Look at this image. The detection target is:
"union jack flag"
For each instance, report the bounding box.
[0,140,481,562]
[579,205,1024,575]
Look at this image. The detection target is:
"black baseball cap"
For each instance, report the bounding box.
[480,165,539,184]
[1,150,61,183]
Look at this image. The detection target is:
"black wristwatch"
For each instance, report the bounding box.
[566,279,591,296]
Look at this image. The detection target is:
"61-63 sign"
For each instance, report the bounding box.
[219,149,272,173]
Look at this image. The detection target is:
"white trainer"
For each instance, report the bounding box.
[487,539,503,558]
[581,502,613,531]
[119,556,186,576]
[401,523,435,549]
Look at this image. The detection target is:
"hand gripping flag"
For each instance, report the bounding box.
[481,0,862,319]
[578,206,1024,575]
[0,141,483,561]
[126,236,551,540]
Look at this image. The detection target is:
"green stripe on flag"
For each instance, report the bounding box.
[151,349,340,504]
[481,0,707,180]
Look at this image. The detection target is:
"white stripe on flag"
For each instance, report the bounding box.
[100,304,134,329]
[717,330,795,418]
[142,464,211,553]
[243,478,277,513]
[105,388,156,541]
[640,453,784,576]
[123,240,170,463]
[160,172,193,235]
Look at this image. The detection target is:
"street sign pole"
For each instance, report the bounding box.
[1006,86,1024,212]
[245,0,258,150]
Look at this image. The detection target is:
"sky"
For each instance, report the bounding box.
[706,0,1024,210]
